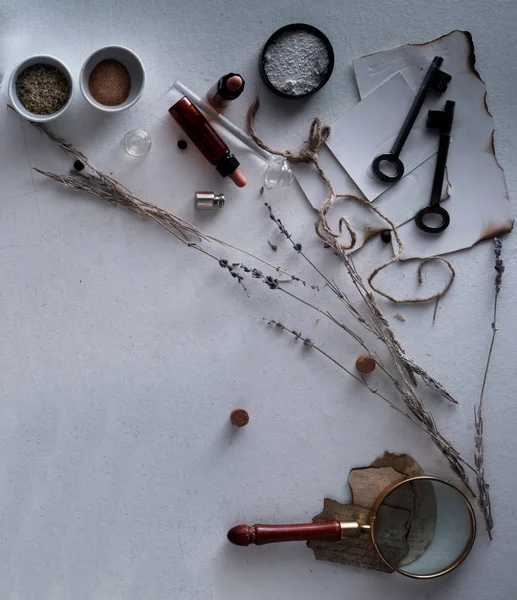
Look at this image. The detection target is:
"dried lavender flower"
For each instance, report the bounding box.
[493,238,504,295]
[265,202,304,254]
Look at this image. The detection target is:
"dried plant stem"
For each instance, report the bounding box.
[473,240,501,540]
[278,286,393,383]
[479,294,498,409]
[263,319,419,426]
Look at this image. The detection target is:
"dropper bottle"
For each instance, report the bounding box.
[169,96,247,187]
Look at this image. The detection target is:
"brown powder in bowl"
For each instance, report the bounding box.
[88,59,131,106]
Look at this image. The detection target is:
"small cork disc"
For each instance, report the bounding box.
[356,355,376,374]
[231,408,249,427]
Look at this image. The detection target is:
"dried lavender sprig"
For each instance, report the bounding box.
[217,259,249,295]
[263,318,436,429]
[473,238,502,539]
[266,203,302,253]
[207,234,317,289]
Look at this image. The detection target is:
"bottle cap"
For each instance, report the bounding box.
[215,153,240,177]
[218,73,245,100]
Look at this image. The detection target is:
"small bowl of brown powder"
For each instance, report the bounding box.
[80,45,145,113]
[8,55,74,122]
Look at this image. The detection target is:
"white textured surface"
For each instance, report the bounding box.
[0,1,516,599]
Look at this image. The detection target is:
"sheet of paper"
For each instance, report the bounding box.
[353,30,514,259]
[325,73,438,201]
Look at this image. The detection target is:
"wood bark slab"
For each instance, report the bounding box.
[308,452,424,573]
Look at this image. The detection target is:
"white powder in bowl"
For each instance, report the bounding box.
[263,30,330,96]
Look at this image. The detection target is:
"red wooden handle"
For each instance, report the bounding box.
[227,520,342,546]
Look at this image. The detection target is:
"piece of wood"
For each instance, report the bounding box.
[308,452,423,573]
[355,355,376,373]
[227,521,342,546]
[230,408,249,427]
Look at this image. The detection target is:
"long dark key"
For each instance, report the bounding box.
[414,100,455,233]
[372,56,452,183]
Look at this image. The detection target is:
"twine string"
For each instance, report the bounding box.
[247,97,455,304]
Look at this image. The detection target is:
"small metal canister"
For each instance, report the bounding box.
[194,192,225,210]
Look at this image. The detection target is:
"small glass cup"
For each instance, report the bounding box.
[264,157,294,190]
[122,129,151,157]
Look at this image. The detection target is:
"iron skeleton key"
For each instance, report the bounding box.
[372,56,451,183]
[414,100,455,233]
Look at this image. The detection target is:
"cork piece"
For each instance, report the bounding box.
[355,355,376,373]
[308,452,423,573]
[230,408,249,427]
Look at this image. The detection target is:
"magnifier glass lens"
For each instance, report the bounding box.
[373,479,474,577]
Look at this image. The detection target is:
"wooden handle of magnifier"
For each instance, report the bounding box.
[227,520,342,546]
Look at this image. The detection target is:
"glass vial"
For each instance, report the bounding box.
[169,96,247,187]
[207,73,245,109]
[122,129,152,156]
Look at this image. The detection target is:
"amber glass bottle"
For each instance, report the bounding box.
[169,97,246,187]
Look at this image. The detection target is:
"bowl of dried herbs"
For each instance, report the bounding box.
[8,55,74,122]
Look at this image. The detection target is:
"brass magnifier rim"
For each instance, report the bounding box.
[368,475,477,579]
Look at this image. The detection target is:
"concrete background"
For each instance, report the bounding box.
[0,0,516,598]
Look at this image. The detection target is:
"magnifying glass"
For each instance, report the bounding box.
[227,476,476,579]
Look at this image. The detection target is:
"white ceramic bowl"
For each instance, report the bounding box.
[80,45,145,112]
[8,55,74,122]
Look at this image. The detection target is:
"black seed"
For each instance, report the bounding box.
[177,140,188,150]
[380,230,392,243]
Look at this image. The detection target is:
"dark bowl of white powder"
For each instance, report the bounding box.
[260,23,334,98]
